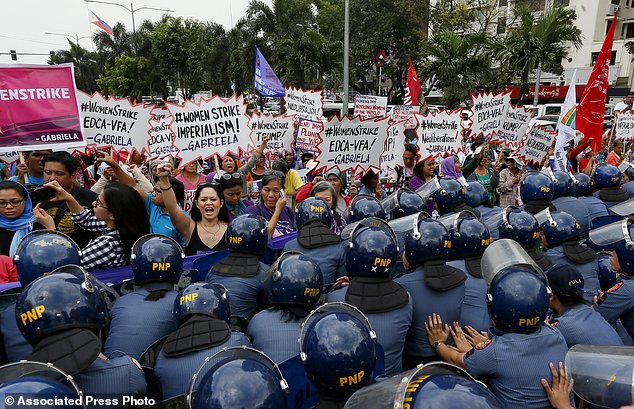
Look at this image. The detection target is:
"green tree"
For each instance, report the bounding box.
[93,22,133,67]
[96,55,161,100]
[48,40,99,93]
[493,5,582,102]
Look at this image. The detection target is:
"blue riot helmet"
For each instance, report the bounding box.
[15,272,109,346]
[192,347,289,409]
[13,230,81,287]
[296,197,333,229]
[595,163,622,189]
[481,239,550,334]
[299,303,376,399]
[345,218,398,277]
[344,362,503,409]
[464,181,490,208]
[225,214,269,254]
[381,189,425,221]
[344,194,386,223]
[572,172,593,197]
[589,219,634,275]
[537,209,580,247]
[263,252,323,313]
[520,171,555,203]
[444,213,491,260]
[498,208,540,247]
[174,282,231,324]
[404,218,452,266]
[432,179,465,215]
[130,234,184,285]
[596,251,621,291]
[552,171,573,198]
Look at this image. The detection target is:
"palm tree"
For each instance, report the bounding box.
[93,22,133,66]
[493,5,582,102]
[49,40,99,93]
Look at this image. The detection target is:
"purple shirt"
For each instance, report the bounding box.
[246,203,296,237]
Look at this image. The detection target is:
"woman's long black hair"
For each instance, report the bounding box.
[103,183,150,259]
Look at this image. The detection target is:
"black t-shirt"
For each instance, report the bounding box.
[0,228,15,256]
[33,185,98,248]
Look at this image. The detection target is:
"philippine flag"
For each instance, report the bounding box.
[90,10,113,36]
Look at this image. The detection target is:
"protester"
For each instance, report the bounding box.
[497,156,524,207]
[468,152,499,205]
[205,136,268,183]
[246,170,296,237]
[0,181,34,257]
[387,143,419,189]
[408,156,435,191]
[175,159,206,213]
[607,140,624,167]
[271,158,304,207]
[295,168,351,215]
[358,168,386,200]
[9,150,50,185]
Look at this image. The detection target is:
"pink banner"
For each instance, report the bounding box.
[0,63,85,153]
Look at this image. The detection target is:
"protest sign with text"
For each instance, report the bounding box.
[494,104,531,147]
[390,105,419,129]
[248,113,295,154]
[147,106,177,159]
[0,151,20,165]
[0,64,85,153]
[168,95,251,165]
[381,121,409,171]
[470,91,511,138]
[615,112,634,141]
[284,87,323,121]
[354,94,388,119]
[316,116,388,173]
[295,119,323,153]
[516,126,556,165]
[78,91,151,154]
[416,109,463,157]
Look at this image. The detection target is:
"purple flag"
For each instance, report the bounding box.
[255,47,285,97]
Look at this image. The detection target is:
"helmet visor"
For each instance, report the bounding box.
[481,239,544,287]
[415,176,441,200]
[609,198,634,217]
[340,217,396,243]
[588,219,632,247]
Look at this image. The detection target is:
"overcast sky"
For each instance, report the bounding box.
[1,0,270,64]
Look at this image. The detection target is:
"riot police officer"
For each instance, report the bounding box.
[519,170,556,214]
[342,194,386,223]
[327,219,412,376]
[538,209,599,303]
[283,198,346,288]
[465,180,501,221]
[206,214,269,320]
[154,282,251,399]
[394,216,466,368]
[594,163,630,207]
[431,178,479,217]
[572,172,609,228]
[1,231,81,362]
[248,252,323,364]
[104,234,184,360]
[380,188,425,221]
[15,269,146,397]
[551,171,590,238]
[426,240,569,409]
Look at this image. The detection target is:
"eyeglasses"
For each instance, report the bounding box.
[263,170,285,179]
[220,172,242,181]
[0,198,25,208]
[95,197,108,210]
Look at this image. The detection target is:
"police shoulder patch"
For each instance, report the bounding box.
[607,282,624,293]
[475,339,492,350]
[550,320,559,327]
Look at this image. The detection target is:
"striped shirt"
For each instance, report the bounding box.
[71,209,127,271]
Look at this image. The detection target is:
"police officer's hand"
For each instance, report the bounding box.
[541,362,574,409]
[464,325,489,347]
[425,313,450,345]
[449,322,472,353]
[333,275,349,289]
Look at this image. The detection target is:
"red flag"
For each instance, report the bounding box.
[404,59,421,106]
[577,12,617,152]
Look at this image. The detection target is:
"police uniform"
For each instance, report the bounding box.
[104,286,179,360]
[206,263,267,320]
[577,195,609,228]
[553,196,591,238]
[327,286,413,376]
[74,351,147,397]
[463,325,569,409]
[448,259,491,332]
[593,190,628,209]
[621,180,634,198]
[394,265,465,367]
[476,205,502,224]
[155,332,251,399]
[247,308,302,364]
[545,246,600,303]
[283,239,346,288]
[550,304,623,348]
[596,277,634,340]
[0,303,32,362]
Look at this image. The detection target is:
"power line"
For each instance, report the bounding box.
[0,33,66,47]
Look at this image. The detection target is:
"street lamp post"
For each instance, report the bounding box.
[45,32,92,45]
[83,0,173,38]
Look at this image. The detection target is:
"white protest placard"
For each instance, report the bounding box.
[316,116,389,173]
[381,121,408,171]
[354,94,388,119]
[77,92,151,154]
[0,151,20,164]
[295,119,323,152]
[168,95,251,166]
[517,126,556,165]
[494,104,531,147]
[248,113,295,154]
[470,91,511,138]
[147,106,177,160]
[416,109,463,157]
[615,112,634,141]
[284,87,323,121]
[390,105,419,129]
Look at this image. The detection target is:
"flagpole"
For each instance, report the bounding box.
[341,0,350,116]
